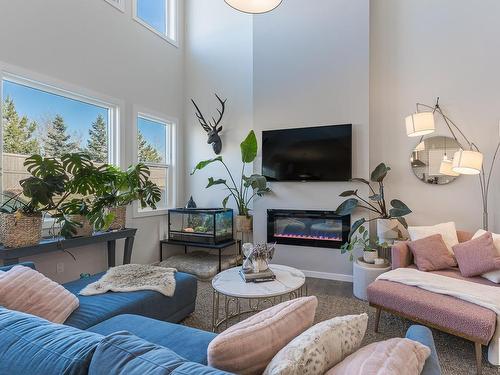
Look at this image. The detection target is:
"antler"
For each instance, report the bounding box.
[191,99,212,133]
[212,93,227,131]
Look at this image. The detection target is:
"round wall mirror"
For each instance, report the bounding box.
[410,136,461,185]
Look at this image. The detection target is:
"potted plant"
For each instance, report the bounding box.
[335,163,412,245]
[190,130,270,232]
[340,225,387,263]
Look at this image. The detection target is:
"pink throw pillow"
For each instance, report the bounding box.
[408,234,457,271]
[0,265,79,323]
[452,232,500,277]
[207,296,318,375]
[325,338,430,375]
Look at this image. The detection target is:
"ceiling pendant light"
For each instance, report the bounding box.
[225,0,283,14]
[405,112,436,137]
[452,149,483,175]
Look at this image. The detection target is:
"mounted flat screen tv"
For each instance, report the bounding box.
[262,124,352,182]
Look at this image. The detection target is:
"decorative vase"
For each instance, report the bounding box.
[108,206,127,231]
[236,215,253,232]
[376,218,408,244]
[363,249,378,264]
[0,212,42,248]
[252,258,269,273]
[70,215,93,237]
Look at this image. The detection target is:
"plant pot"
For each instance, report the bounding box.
[235,215,253,232]
[252,258,269,273]
[70,215,93,237]
[376,218,408,244]
[363,250,378,264]
[108,206,127,231]
[0,212,42,248]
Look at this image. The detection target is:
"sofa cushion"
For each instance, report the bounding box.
[63,271,197,329]
[208,296,318,375]
[408,222,459,254]
[0,307,103,375]
[171,362,235,375]
[408,234,456,271]
[453,232,500,277]
[264,314,368,375]
[88,331,186,375]
[0,261,36,272]
[367,280,496,343]
[88,314,216,364]
[0,265,79,323]
[325,338,430,375]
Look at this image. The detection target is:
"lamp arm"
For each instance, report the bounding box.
[485,140,500,200]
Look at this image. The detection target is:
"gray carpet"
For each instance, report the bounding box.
[183,278,497,375]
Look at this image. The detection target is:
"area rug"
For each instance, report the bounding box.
[80,264,176,297]
[182,279,498,375]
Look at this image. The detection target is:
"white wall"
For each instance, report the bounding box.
[370,0,500,233]
[0,0,184,282]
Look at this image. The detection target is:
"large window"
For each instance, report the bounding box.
[133,0,178,45]
[1,74,118,200]
[136,113,173,214]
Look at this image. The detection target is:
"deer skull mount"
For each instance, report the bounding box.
[191,94,227,155]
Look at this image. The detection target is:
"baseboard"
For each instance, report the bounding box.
[301,269,353,283]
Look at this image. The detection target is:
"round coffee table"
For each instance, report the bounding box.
[211,264,306,332]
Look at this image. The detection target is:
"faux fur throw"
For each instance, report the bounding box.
[80,264,177,297]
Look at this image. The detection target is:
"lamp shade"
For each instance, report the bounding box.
[439,158,460,176]
[452,149,483,175]
[405,112,435,137]
[225,0,282,14]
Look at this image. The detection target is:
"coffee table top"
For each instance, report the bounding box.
[212,264,306,298]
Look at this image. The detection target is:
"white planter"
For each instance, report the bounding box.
[376,218,408,244]
[363,250,378,264]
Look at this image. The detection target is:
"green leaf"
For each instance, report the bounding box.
[396,216,408,229]
[335,198,358,216]
[369,194,382,201]
[339,190,357,197]
[350,178,370,185]
[370,163,391,182]
[349,218,366,241]
[206,177,227,188]
[243,174,268,192]
[61,152,93,175]
[389,199,411,217]
[190,157,223,175]
[222,195,231,208]
[240,130,258,163]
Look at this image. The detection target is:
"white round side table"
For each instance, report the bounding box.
[211,264,306,332]
[353,259,391,301]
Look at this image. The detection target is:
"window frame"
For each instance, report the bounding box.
[132,0,179,47]
[132,109,177,218]
[104,0,126,12]
[0,70,121,229]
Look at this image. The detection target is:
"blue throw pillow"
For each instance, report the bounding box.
[88,331,187,375]
[0,307,103,375]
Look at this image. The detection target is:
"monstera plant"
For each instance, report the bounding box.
[335,163,412,244]
[191,130,270,232]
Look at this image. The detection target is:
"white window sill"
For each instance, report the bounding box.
[132,17,179,48]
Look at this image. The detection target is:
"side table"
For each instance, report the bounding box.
[353,259,391,301]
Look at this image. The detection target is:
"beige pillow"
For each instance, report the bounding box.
[208,296,318,375]
[0,265,79,323]
[325,338,430,375]
[263,314,368,375]
[408,222,459,254]
[474,230,500,282]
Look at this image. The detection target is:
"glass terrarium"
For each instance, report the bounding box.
[168,208,233,244]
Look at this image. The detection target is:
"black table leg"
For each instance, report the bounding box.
[184,245,187,254]
[123,236,134,264]
[159,242,163,262]
[218,249,222,272]
[107,240,116,268]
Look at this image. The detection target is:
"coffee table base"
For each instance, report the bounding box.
[211,284,308,332]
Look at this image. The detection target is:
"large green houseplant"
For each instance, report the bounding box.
[191,130,270,232]
[335,163,412,244]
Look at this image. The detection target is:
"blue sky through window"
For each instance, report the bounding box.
[137,0,167,35]
[138,116,167,163]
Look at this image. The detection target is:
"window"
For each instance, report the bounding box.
[133,0,178,45]
[136,113,173,214]
[1,73,118,211]
[104,0,125,12]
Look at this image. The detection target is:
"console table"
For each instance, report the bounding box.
[0,228,137,267]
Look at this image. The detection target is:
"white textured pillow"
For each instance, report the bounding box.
[263,314,368,375]
[408,222,458,254]
[473,230,500,283]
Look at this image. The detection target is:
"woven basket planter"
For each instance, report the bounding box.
[108,206,127,230]
[70,215,93,237]
[235,215,253,232]
[1,212,42,248]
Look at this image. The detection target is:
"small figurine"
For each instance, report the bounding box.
[185,196,197,209]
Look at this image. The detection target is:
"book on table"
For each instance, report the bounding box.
[239,268,276,283]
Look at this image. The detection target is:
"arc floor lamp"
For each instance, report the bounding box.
[405,98,500,230]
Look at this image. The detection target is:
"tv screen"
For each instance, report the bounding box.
[262,124,352,182]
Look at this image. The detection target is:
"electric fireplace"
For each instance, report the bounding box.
[267,209,350,248]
